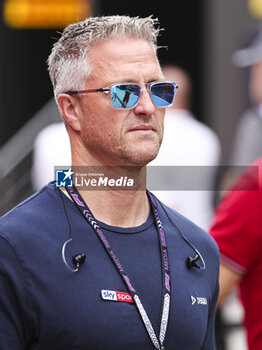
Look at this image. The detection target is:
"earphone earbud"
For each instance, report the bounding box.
[186,254,200,269]
[73,254,86,269]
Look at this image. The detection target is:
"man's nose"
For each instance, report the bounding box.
[133,89,156,116]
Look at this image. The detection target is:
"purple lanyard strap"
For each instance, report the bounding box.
[66,186,171,350]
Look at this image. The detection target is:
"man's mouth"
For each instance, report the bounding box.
[129,124,155,132]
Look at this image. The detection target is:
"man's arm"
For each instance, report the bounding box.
[217,262,242,307]
[0,235,29,349]
[201,265,220,350]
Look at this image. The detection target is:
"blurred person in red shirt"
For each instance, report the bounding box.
[210,158,262,350]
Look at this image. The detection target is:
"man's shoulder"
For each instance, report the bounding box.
[0,183,59,236]
[241,108,262,125]
[156,197,219,253]
[166,109,218,139]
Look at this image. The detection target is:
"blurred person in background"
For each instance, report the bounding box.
[0,15,219,349]
[32,120,71,190]
[210,157,262,350]
[230,26,262,167]
[151,65,221,230]
[210,25,262,350]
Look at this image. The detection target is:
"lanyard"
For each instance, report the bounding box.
[66,186,171,350]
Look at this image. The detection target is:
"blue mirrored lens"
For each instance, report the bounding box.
[111,84,141,109]
[151,83,175,107]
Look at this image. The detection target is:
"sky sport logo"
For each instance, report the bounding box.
[101,290,133,303]
[56,169,74,187]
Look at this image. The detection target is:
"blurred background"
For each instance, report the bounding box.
[0,0,261,349]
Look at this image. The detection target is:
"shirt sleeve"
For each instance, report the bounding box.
[210,164,262,273]
[0,235,31,349]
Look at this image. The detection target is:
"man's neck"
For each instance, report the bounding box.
[68,157,149,227]
[79,189,150,227]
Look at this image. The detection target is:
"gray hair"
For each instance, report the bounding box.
[47,15,162,98]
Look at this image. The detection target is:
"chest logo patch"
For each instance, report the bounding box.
[191,295,207,305]
[101,290,134,303]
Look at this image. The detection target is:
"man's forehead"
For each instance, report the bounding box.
[88,38,161,82]
[89,37,157,63]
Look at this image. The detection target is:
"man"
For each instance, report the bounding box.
[151,65,220,229]
[210,158,262,350]
[230,26,262,167]
[0,16,219,349]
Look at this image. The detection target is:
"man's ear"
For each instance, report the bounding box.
[57,94,81,131]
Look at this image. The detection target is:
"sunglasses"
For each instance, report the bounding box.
[65,81,178,109]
